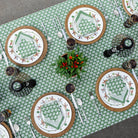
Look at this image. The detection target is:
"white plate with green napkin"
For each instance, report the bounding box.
[65,5,106,44]
[6,26,46,67]
[96,68,138,111]
[31,92,75,137]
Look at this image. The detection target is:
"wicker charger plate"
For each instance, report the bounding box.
[0,122,13,138]
[122,0,138,16]
[5,26,48,67]
[31,92,75,137]
[65,5,106,45]
[96,68,138,112]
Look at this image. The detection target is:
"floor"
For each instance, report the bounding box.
[0,0,138,138]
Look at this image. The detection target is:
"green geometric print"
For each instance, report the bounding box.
[41,101,64,129]
[79,19,96,36]
[106,76,128,103]
[18,39,36,58]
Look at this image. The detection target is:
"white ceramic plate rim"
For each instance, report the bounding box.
[0,124,10,138]
[99,70,136,108]
[67,7,104,42]
[33,94,72,134]
[7,28,44,65]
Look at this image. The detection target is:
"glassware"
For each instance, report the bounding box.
[0,109,11,123]
[124,14,138,28]
[65,83,75,93]
[9,72,36,97]
[5,66,20,76]
[103,34,135,58]
[67,38,76,50]
[122,59,138,70]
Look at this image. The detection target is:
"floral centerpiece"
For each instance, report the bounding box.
[53,48,87,78]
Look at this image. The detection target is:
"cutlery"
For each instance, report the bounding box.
[76,98,88,122]
[0,54,2,60]
[99,0,109,21]
[53,18,63,38]
[25,118,36,138]
[132,69,138,83]
[14,124,21,138]
[41,21,52,42]
[70,93,84,124]
[54,16,67,41]
[113,0,124,21]
[9,119,17,138]
[110,0,119,16]
[89,92,101,116]
[0,40,9,66]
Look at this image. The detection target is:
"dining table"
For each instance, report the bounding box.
[0,0,138,138]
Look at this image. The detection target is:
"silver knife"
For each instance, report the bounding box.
[71,93,84,124]
[0,41,9,66]
[55,16,67,41]
[113,0,124,21]
[9,119,17,138]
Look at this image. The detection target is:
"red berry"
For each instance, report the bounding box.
[69,56,72,59]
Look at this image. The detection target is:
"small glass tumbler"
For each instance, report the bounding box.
[67,38,76,50]
[0,109,11,123]
[124,14,138,28]
[122,59,137,70]
[5,66,20,76]
[65,83,75,94]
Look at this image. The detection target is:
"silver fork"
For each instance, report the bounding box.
[89,92,101,116]
[25,117,36,138]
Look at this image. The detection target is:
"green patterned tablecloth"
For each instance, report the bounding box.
[0,0,138,138]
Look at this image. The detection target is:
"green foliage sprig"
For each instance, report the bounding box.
[53,48,87,78]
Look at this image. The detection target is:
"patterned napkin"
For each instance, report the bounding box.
[15,32,37,58]
[106,76,128,103]
[75,11,96,36]
[41,100,64,129]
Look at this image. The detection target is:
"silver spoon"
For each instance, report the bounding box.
[89,92,101,116]
[13,124,21,138]
[26,118,36,138]
[0,54,2,60]
[77,98,88,122]
[110,0,119,16]
[41,21,52,42]
[53,18,63,38]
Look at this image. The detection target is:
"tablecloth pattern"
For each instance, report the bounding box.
[0,0,138,138]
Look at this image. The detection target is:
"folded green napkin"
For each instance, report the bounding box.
[106,76,128,103]
[41,100,64,129]
[75,11,97,36]
[15,32,37,58]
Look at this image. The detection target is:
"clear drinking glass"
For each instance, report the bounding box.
[124,14,138,28]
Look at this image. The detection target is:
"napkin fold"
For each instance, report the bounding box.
[41,100,64,130]
[15,32,37,58]
[106,76,128,103]
[75,11,97,36]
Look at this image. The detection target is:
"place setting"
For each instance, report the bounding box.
[5,26,48,67]
[0,0,138,138]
